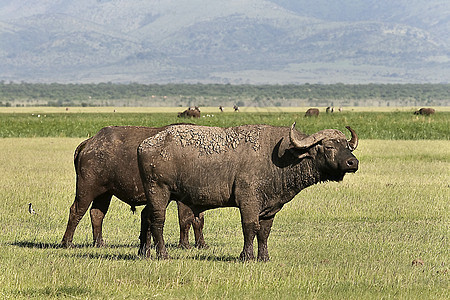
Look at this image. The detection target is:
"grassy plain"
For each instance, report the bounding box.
[0,109,449,140]
[1,106,450,114]
[0,110,448,299]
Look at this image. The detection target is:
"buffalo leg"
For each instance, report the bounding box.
[256,217,274,262]
[61,192,96,248]
[177,201,192,249]
[193,212,207,249]
[177,202,207,249]
[240,222,257,261]
[238,198,260,261]
[146,185,170,259]
[90,194,112,247]
[138,205,152,256]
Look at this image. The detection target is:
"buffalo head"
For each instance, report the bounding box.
[289,123,359,181]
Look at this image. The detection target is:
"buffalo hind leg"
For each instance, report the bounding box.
[138,205,152,256]
[177,201,207,249]
[61,193,95,248]
[256,217,274,262]
[177,201,192,249]
[90,194,112,247]
[146,185,170,259]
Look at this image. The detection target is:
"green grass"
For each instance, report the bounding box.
[0,110,449,139]
[0,137,448,299]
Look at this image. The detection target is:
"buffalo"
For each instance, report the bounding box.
[137,123,358,261]
[61,125,206,249]
[178,106,201,118]
[305,108,319,117]
[414,108,435,115]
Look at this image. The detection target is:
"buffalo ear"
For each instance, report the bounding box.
[277,136,291,157]
[288,147,312,160]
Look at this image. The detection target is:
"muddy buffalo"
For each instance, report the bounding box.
[137,123,358,261]
[414,108,435,115]
[305,108,319,117]
[61,125,206,249]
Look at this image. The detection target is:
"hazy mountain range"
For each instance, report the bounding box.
[0,0,449,84]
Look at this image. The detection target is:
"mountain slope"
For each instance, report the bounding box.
[0,0,448,83]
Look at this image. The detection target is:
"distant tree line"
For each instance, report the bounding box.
[0,81,448,107]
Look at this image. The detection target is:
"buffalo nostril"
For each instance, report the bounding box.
[346,158,358,168]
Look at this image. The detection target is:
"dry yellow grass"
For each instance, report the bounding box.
[0,137,448,299]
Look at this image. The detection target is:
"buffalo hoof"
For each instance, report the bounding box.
[156,251,170,260]
[177,242,192,249]
[61,240,74,249]
[138,244,150,257]
[239,251,255,261]
[93,240,105,248]
[257,256,270,262]
[195,242,209,249]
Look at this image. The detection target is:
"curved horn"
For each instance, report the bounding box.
[345,126,358,151]
[290,122,338,149]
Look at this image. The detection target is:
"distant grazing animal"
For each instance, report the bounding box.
[178,106,201,118]
[61,125,206,250]
[326,107,334,113]
[414,108,435,115]
[233,105,239,112]
[305,108,319,117]
[137,123,358,261]
[219,106,224,112]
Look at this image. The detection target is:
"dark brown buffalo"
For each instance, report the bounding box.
[305,108,319,117]
[414,108,435,115]
[61,125,206,249]
[178,106,201,118]
[137,123,358,261]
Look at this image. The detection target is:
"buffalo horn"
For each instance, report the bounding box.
[290,122,343,150]
[345,126,358,151]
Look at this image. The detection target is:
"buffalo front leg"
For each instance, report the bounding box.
[192,212,207,249]
[256,217,274,262]
[238,200,260,261]
[90,194,112,247]
[240,221,258,261]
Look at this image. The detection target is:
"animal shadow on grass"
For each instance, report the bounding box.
[10,241,79,249]
[188,254,238,262]
[10,241,137,250]
[145,242,238,262]
[67,252,237,262]
[10,241,237,262]
[68,252,139,261]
